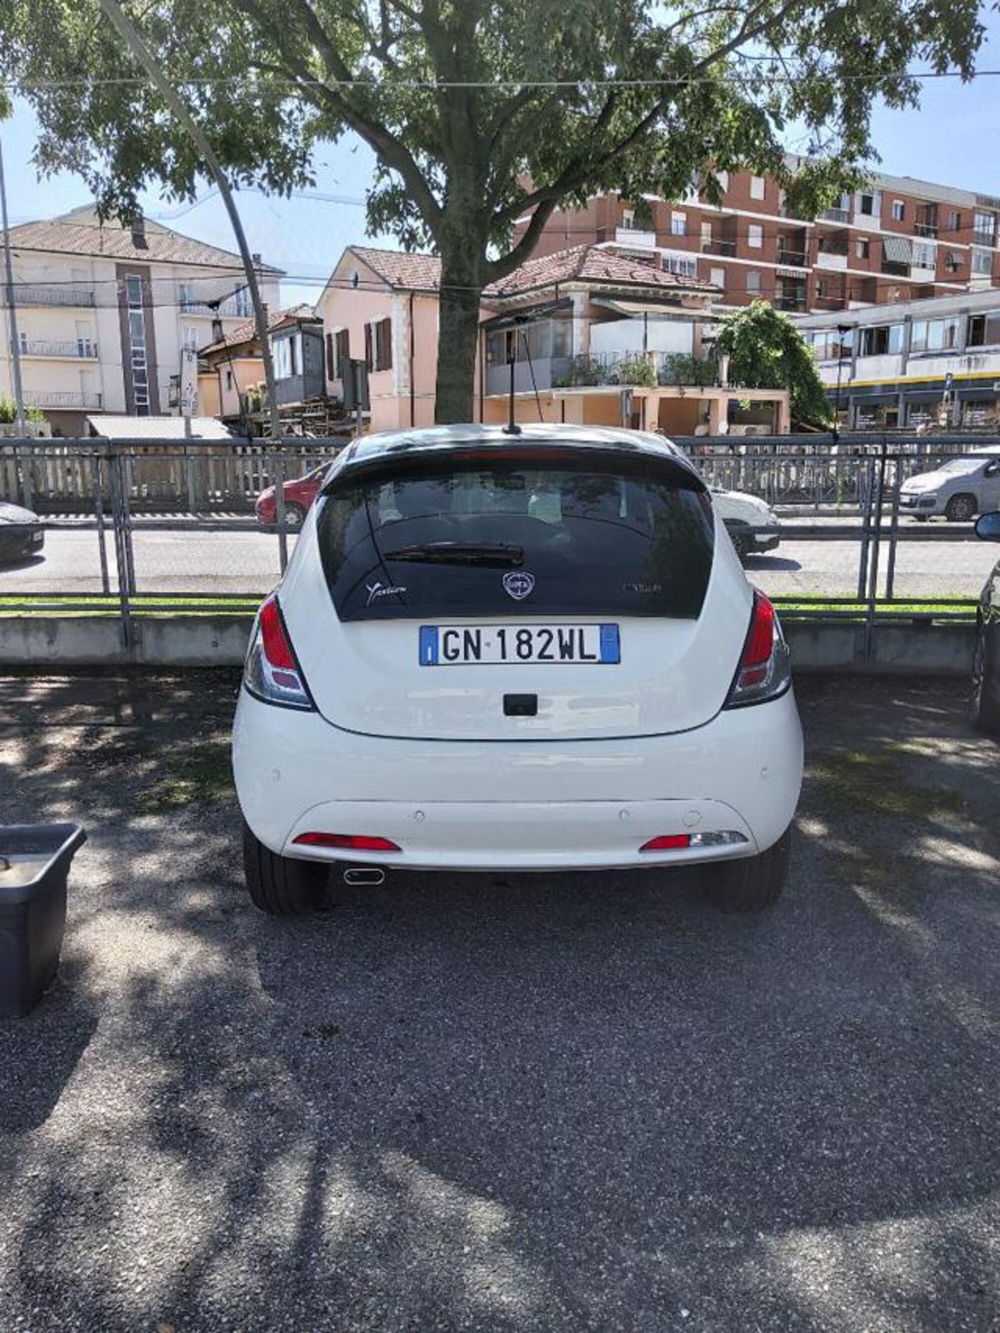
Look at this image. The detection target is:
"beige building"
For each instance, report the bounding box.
[0,205,282,435]
[317,243,791,435]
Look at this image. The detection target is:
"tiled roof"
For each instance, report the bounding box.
[3,213,282,273]
[486,245,717,297]
[344,243,716,298]
[87,415,235,440]
[200,304,315,355]
[348,246,443,291]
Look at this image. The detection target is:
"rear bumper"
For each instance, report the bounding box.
[233,688,803,871]
[749,525,780,552]
[0,526,44,561]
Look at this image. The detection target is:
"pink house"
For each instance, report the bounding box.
[316,244,791,435]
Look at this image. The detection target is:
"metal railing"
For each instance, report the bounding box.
[19,339,98,359]
[0,434,992,658]
[21,390,103,409]
[15,285,96,307]
[179,298,252,318]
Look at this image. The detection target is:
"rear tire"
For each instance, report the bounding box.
[242,818,333,915]
[945,493,977,522]
[703,829,791,913]
[970,622,1000,735]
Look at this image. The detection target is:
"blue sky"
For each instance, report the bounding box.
[3,12,1000,308]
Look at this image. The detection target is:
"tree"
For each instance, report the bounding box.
[715,299,833,428]
[0,1,985,422]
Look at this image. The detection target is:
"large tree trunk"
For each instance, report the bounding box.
[434,230,484,424]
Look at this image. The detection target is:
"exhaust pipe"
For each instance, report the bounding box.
[343,866,386,887]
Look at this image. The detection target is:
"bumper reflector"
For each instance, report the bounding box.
[293,832,402,852]
[640,831,749,853]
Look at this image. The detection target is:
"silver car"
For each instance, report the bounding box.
[899,448,1000,522]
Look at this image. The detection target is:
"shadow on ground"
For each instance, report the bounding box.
[0,673,997,1332]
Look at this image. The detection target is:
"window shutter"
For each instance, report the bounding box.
[364,323,373,370]
[325,332,334,379]
[336,329,350,378]
[380,317,393,371]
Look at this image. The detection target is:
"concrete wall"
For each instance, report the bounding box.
[0,614,976,674]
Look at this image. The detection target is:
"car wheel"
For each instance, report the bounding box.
[970,622,1000,735]
[702,828,791,913]
[914,513,929,523]
[242,818,333,915]
[281,502,306,529]
[945,494,977,522]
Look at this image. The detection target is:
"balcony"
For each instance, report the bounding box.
[774,296,807,312]
[179,297,252,317]
[701,238,736,257]
[777,248,808,268]
[19,339,98,359]
[914,222,938,239]
[973,231,995,250]
[615,226,656,248]
[486,350,718,396]
[15,284,95,308]
[23,389,102,410]
[822,207,850,223]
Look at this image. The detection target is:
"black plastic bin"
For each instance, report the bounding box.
[0,823,86,1017]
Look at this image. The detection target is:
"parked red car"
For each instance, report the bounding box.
[254,465,329,528]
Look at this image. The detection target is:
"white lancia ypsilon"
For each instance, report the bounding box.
[233,425,803,916]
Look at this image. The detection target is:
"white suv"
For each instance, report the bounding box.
[233,425,803,916]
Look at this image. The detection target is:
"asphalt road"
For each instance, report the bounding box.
[0,524,992,599]
[0,673,998,1331]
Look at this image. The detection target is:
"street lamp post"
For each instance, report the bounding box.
[833,323,852,442]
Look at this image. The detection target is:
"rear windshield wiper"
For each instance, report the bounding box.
[383,541,524,568]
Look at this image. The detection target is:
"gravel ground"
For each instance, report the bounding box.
[0,672,998,1333]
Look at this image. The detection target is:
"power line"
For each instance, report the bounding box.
[4,68,999,92]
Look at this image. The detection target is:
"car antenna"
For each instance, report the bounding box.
[502,327,522,436]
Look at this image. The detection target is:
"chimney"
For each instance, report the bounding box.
[131,210,147,248]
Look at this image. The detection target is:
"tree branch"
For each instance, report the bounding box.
[483,196,561,283]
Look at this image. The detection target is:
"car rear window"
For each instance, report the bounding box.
[316,453,714,621]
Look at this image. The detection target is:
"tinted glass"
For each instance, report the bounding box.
[317,458,714,621]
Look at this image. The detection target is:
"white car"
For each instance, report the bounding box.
[899,447,1000,522]
[710,488,780,561]
[233,424,803,916]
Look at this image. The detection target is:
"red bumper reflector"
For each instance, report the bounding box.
[639,834,692,852]
[292,832,402,852]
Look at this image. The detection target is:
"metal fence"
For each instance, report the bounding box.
[1,433,995,656]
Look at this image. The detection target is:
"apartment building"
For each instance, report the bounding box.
[317,243,790,434]
[513,161,1000,316]
[0,205,282,435]
[796,287,1000,430]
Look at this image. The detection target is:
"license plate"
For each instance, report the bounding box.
[419,623,620,666]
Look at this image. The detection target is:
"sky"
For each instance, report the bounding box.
[3,10,1000,309]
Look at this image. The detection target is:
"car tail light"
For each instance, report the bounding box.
[640,831,748,852]
[724,591,792,708]
[243,594,315,710]
[292,832,401,852]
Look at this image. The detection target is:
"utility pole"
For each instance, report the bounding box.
[97,0,282,443]
[0,135,26,435]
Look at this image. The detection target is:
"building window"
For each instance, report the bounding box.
[700,221,712,247]
[368,317,392,372]
[746,271,761,295]
[945,251,962,272]
[967,312,1000,347]
[747,224,763,249]
[662,253,697,277]
[910,316,960,352]
[289,333,299,378]
[716,171,728,193]
[858,191,876,216]
[947,210,962,234]
[710,267,725,288]
[670,211,686,236]
[856,238,870,260]
[178,281,196,312]
[232,287,251,318]
[124,272,150,415]
[859,324,904,356]
[973,210,996,245]
[225,370,234,391]
[750,175,765,200]
[972,247,993,276]
[891,200,905,221]
[816,278,827,299]
[273,338,290,379]
[182,325,199,352]
[912,241,936,270]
